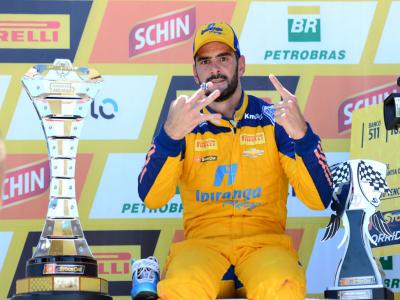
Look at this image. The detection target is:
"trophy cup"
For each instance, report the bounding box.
[323,159,394,299]
[11,59,112,300]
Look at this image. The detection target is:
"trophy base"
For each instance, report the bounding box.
[325,286,394,299]
[10,292,112,300]
[27,255,98,277]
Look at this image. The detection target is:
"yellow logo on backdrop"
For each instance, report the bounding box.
[240,133,265,145]
[195,138,217,151]
[0,14,70,49]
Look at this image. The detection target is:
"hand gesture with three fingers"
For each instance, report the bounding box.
[269,74,308,140]
[164,82,222,140]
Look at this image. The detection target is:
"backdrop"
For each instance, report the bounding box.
[0,0,399,299]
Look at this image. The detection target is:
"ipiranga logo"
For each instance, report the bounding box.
[288,6,321,42]
[129,6,196,58]
[0,14,70,49]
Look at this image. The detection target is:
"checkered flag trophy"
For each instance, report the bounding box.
[323,159,394,299]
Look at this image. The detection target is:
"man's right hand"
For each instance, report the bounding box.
[163,82,222,140]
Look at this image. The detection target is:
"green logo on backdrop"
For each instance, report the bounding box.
[288,17,321,42]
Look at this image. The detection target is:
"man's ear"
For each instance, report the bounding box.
[193,63,200,85]
[238,55,246,76]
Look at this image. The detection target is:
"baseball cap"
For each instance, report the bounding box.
[193,22,241,58]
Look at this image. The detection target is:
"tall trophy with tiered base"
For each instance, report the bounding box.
[323,159,394,300]
[11,59,112,300]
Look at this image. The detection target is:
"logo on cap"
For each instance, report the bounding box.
[201,23,223,35]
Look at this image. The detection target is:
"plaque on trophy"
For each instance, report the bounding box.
[323,159,394,300]
[11,59,112,300]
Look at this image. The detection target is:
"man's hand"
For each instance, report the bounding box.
[269,74,307,140]
[164,82,222,140]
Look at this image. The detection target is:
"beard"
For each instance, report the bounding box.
[204,69,239,103]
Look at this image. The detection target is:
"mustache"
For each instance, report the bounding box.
[206,74,228,82]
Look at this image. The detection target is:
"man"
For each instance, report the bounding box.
[138,22,332,300]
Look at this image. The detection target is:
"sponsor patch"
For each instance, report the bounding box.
[262,105,275,124]
[244,113,263,120]
[242,148,264,158]
[240,133,265,145]
[194,155,218,162]
[43,263,85,275]
[195,138,217,151]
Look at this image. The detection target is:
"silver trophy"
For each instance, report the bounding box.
[323,159,394,299]
[11,59,112,300]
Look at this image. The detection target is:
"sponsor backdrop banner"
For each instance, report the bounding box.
[0,0,399,299]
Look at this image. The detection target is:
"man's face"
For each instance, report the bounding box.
[194,42,241,102]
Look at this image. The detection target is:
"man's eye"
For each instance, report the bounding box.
[199,59,210,65]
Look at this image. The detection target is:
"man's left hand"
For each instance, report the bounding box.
[269,74,307,140]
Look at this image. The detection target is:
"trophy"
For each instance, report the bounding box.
[383,92,400,130]
[323,159,394,299]
[11,59,112,300]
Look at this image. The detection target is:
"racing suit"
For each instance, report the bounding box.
[138,92,332,299]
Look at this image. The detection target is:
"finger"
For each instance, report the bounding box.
[269,74,294,100]
[172,95,189,108]
[275,102,286,109]
[275,98,296,111]
[199,112,222,123]
[274,107,287,119]
[188,85,208,103]
[196,89,221,108]
[275,111,287,119]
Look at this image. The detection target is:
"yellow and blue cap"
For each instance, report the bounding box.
[193,22,240,58]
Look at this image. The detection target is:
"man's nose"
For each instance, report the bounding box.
[209,59,221,72]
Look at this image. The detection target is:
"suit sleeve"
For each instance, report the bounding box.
[275,123,332,210]
[138,126,184,209]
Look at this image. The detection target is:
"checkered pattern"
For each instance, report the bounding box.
[358,160,391,194]
[330,162,351,190]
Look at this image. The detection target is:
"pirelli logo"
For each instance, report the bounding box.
[240,133,265,145]
[0,14,70,49]
[195,138,217,151]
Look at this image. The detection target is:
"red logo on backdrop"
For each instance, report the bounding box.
[0,154,92,219]
[129,6,196,58]
[2,159,50,207]
[0,20,60,43]
[338,83,398,133]
[95,252,131,276]
[304,76,396,139]
[90,1,235,64]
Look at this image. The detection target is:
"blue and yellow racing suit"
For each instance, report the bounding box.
[138,92,332,300]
